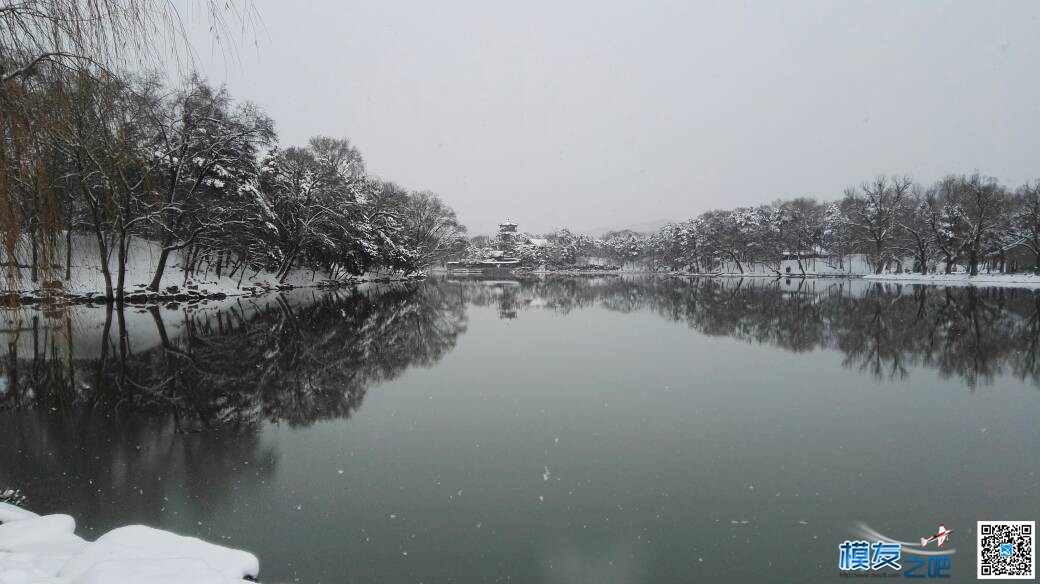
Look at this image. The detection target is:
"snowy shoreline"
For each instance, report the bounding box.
[0,503,259,583]
[2,234,425,306]
[670,271,1040,289]
[441,268,1040,289]
[2,276,370,306]
[0,275,428,306]
[862,272,1040,288]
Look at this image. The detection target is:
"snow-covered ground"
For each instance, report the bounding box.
[0,503,258,584]
[863,272,1040,288]
[4,234,347,300]
[694,254,875,276]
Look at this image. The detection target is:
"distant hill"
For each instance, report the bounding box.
[581,218,673,238]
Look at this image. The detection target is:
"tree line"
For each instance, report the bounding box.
[2,2,467,300]
[511,174,1040,275]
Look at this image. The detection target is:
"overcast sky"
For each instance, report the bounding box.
[179,0,1040,235]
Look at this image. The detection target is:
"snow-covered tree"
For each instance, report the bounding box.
[956,173,1009,275]
[896,190,939,274]
[398,190,468,271]
[783,198,825,274]
[1010,181,1040,273]
[821,202,853,270]
[841,176,912,273]
[923,174,1008,274]
[144,77,275,290]
[258,143,358,280]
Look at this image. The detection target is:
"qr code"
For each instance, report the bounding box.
[979,521,1035,579]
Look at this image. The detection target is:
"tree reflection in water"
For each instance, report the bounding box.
[1,283,468,427]
[0,408,276,534]
[0,282,468,524]
[2,276,1039,531]
[447,275,1040,389]
[4,277,1039,428]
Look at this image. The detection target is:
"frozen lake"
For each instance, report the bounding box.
[2,276,1038,582]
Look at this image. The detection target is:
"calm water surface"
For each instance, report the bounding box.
[2,277,1039,583]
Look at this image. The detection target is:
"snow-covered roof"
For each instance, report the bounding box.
[528,238,549,247]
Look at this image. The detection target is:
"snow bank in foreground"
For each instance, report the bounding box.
[863,273,1040,289]
[0,503,258,584]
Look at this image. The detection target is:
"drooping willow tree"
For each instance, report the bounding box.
[0,0,256,289]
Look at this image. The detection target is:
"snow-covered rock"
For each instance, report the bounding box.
[0,507,258,584]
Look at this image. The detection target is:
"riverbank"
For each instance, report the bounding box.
[2,274,426,306]
[671,271,1040,289]
[862,272,1040,288]
[0,503,258,583]
[2,235,425,306]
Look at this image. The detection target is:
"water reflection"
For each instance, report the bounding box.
[1,283,468,427]
[446,275,1040,389]
[3,276,1039,425]
[2,276,1039,582]
[1,408,276,534]
[1,283,469,527]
